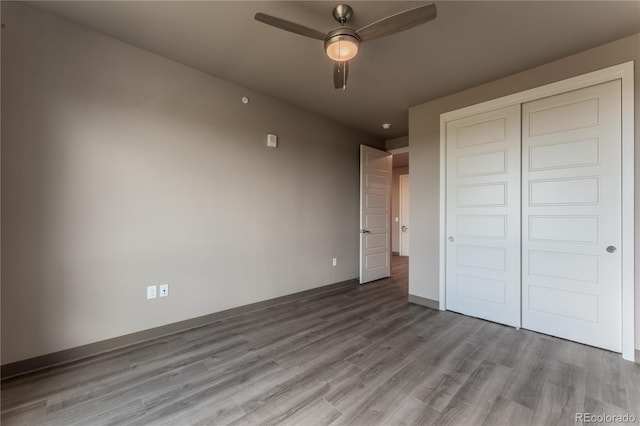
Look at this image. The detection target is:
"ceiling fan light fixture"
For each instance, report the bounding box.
[324,34,360,62]
[255,3,438,88]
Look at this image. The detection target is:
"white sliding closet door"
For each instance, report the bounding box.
[445,105,521,327]
[521,80,622,352]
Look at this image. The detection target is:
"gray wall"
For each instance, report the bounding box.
[0,3,383,365]
[391,167,409,254]
[408,33,640,349]
[386,136,409,151]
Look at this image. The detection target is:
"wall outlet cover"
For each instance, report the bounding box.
[159,284,169,297]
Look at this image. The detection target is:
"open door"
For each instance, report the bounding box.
[360,145,392,284]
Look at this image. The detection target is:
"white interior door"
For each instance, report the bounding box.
[360,145,392,284]
[400,174,410,256]
[521,80,622,352]
[445,105,521,327]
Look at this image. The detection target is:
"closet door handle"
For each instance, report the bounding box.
[448,236,454,242]
[606,245,617,253]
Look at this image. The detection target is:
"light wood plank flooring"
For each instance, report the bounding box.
[2,256,639,425]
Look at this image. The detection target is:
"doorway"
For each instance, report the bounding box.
[359,145,410,284]
[390,148,409,259]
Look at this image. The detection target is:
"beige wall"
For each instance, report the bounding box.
[391,167,409,254]
[409,33,640,349]
[0,3,383,364]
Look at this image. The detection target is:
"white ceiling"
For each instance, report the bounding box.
[27,1,640,139]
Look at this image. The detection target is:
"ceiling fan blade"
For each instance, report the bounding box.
[334,61,349,90]
[255,13,326,40]
[356,3,437,42]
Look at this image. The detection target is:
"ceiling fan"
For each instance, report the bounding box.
[255,3,437,90]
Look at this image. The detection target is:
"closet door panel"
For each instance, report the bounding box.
[521,80,622,352]
[445,105,521,327]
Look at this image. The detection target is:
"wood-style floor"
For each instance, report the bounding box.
[2,256,639,425]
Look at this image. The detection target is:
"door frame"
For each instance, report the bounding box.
[399,174,410,256]
[438,61,635,361]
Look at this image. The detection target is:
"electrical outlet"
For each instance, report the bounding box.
[147,285,157,300]
[159,284,169,297]
[332,257,337,267]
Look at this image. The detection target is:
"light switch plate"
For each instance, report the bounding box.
[147,285,157,299]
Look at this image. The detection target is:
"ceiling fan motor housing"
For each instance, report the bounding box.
[333,5,353,24]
